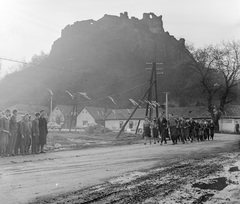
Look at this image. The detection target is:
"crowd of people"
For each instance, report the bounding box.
[143,114,215,145]
[0,109,48,157]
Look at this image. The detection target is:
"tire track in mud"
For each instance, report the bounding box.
[31,156,228,204]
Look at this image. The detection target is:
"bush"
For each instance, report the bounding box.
[85,124,112,135]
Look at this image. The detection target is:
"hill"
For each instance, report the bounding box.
[0,12,195,109]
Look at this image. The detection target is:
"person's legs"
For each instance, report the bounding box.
[21,137,26,155]
[3,134,8,156]
[32,136,36,154]
[28,136,32,154]
[7,135,13,155]
[0,136,2,156]
[36,136,39,153]
[11,130,17,155]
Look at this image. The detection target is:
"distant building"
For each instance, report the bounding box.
[105,106,211,133]
[105,109,146,133]
[219,105,240,133]
[49,105,74,129]
[76,107,111,128]
[166,106,211,119]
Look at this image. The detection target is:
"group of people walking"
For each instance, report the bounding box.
[143,114,215,145]
[0,109,48,157]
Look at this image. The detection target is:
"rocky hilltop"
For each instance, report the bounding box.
[50,12,187,68]
[0,12,195,108]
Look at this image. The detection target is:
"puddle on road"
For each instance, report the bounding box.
[192,177,228,191]
[192,193,215,204]
[228,166,239,172]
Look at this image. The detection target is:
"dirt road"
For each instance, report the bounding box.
[0,134,239,204]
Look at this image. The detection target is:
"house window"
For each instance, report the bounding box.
[119,121,124,128]
[129,121,133,129]
[83,121,88,126]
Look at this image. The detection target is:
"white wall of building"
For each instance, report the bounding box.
[49,107,64,124]
[105,119,144,133]
[219,118,236,132]
[76,108,96,128]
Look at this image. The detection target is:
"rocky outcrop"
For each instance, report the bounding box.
[0,12,195,108]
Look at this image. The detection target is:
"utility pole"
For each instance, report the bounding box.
[164,92,169,120]
[117,62,163,138]
[50,96,53,115]
[145,62,163,120]
[116,80,156,138]
[47,88,53,119]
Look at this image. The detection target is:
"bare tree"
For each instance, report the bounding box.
[188,41,240,131]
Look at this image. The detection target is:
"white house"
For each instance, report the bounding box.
[105,106,212,133]
[49,105,74,129]
[105,108,146,133]
[219,105,240,133]
[76,107,111,128]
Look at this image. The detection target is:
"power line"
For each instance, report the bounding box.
[92,69,148,93]
[1,56,149,97]
[77,81,148,104]
[0,56,84,74]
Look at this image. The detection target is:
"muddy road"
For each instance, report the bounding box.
[0,134,239,204]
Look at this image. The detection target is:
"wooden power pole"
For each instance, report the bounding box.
[116,62,163,138]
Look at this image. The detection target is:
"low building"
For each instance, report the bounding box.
[105,106,211,133]
[105,109,146,133]
[49,105,75,129]
[76,107,111,128]
[219,105,240,133]
[166,106,211,119]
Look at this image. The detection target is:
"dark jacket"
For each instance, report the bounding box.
[9,115,18,132]
[32,118,39,137]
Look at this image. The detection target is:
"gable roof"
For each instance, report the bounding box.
[106,108,146,120]
[106,106,211,120]
[81,107,112,120]
[222,105,240,118]
[54,105,73,116]
[167,106,211,119]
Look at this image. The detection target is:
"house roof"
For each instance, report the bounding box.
[54,105,73,116]
[106,106,211,120]
[222,105,240,118]
[167,106,211,119]
[82,107,112,120]
[106,108,146,120]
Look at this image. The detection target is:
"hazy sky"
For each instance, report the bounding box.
[0,0,239,75]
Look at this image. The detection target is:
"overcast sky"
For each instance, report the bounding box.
[0,0,239,76]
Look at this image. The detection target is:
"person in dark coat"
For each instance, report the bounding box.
[22,114,31,155]
[209,120,215,140]
[151,117,159,144]
[188,118,195,142]
[176,117,182,142]
[2,109,11,156]
[32,112,40,154]
[168,114,178,145]
[199,120,205,141]
[180,118,188,144]
[158,114,168,145]
[39,110,48,153]
[143,117,151,145]
[194,120,200,142]
[15,115,24,155]
[8,109,18,156]
[235,121,239,134]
